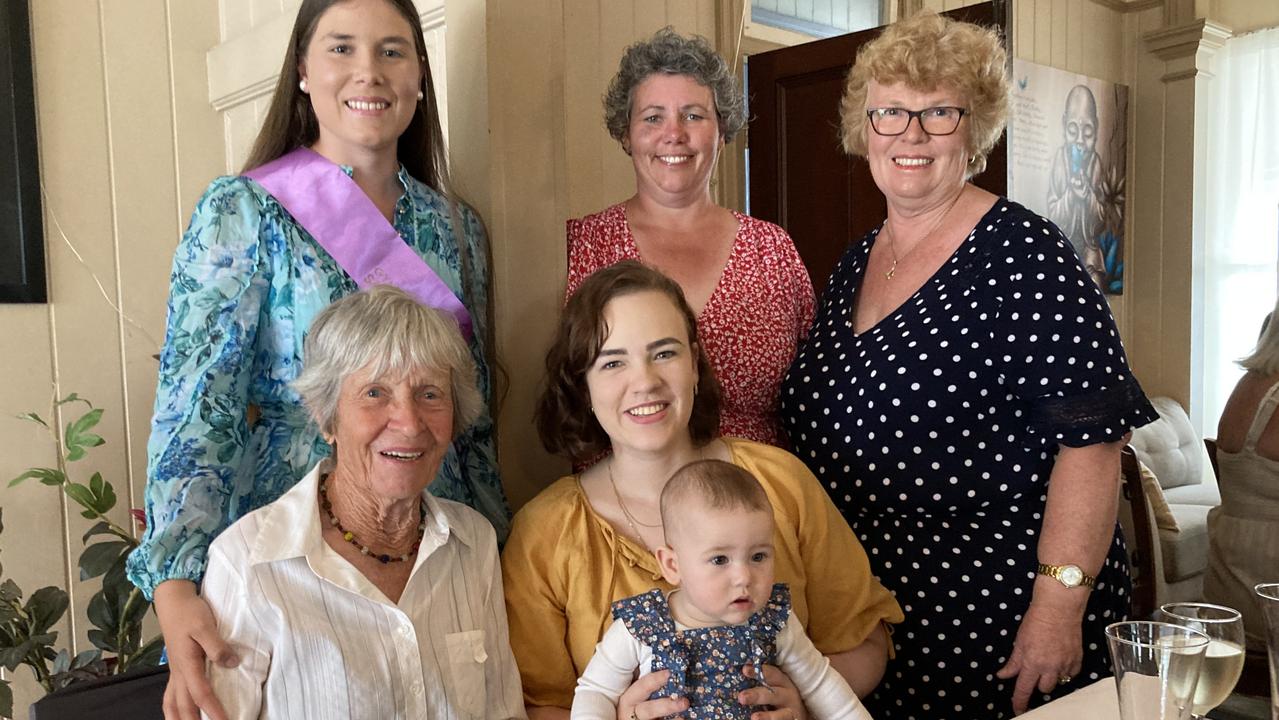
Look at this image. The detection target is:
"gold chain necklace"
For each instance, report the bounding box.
[607,458,663,542]
[882,190,965,280]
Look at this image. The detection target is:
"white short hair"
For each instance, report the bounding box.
[293,285,482,439]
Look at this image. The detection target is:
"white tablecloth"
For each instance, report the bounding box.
[1021,677,1118,719]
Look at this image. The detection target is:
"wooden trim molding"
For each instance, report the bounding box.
[1143,18,1232,82]
[1087,0,1162,12]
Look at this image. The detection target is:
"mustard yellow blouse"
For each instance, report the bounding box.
[501,438,904,709]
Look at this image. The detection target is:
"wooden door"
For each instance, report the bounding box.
[747,2,1010,293]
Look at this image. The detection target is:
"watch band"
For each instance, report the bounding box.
[1037,562,1097,589]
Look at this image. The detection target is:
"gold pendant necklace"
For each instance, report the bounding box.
[881,189,965,280]
[607,458,663,543]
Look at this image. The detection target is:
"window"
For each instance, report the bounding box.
[750,0,881,39]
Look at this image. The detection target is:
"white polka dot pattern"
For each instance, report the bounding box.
[779,198,1156,719]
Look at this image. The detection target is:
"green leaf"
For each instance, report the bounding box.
[77,432,105,448]
[0,579,22,603]
[81,520,113,543]
[97,475,117,513]
[71,648,101,669]
[86,591,116,636]
[87,628,117,653]
[64,482,96,513]
[15,411,47,427]
[65,445,86,462]
[8,467,63,488]
[65,408,104,443]
[51,648,70,674]
[79,541,128,581]
[0,641,32,671]
[26,586,68,634]
[89,472,104,498]
[0,601,18,624]
[130,633,165,669]
[0,679,12,719]
[55,393,89,408]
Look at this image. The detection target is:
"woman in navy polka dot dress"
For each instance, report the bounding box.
[780,13,1157,719]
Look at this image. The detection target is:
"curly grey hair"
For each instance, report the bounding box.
[603,27,747,144]
[293,285,483,441]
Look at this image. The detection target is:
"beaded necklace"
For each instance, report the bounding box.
[319,476,426,564]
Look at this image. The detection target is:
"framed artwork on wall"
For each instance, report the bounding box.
[0,0,47,303]
[1008,59,1129,295]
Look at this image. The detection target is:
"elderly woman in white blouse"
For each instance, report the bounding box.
[200,286,524,720]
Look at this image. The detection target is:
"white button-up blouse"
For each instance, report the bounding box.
[201,460,525,720]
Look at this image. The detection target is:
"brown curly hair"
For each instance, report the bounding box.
[839,10,1008,177]
[535,261,722,464]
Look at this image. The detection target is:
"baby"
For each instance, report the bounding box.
[571,459,872,719]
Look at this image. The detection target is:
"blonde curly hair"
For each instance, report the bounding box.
[839,11,1008,177]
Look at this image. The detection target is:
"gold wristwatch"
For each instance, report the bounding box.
[1036,563,1096,589]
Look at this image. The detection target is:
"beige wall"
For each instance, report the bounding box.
[0,1,223,714]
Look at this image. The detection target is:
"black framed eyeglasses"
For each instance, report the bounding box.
[865,106,968,136]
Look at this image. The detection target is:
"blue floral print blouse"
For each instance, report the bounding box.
[125,166,510,599]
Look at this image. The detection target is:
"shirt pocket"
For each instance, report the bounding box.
[445,629,488,717]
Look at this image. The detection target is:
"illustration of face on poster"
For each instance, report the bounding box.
[1008,60,1128,294]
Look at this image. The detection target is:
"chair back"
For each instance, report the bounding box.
[1118,445,1157,618]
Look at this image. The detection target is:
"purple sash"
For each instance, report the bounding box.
[244,147,472,339]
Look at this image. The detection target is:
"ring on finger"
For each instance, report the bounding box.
[1058,675,1073,685]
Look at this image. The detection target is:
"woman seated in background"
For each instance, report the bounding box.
[1207,308,1279,650]
[566,28,814,449]
[779,11,1156,717]
[503,261,902,720]
[202,286,524,720]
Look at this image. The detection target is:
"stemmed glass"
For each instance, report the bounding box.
[1159,602,1246,718]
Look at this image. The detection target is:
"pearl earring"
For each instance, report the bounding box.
[417,90,424,101]
[299,79,308,93]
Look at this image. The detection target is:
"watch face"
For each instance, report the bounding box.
[1060,565,1084,587]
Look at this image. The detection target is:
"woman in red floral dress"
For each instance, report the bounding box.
[567,28,814,449]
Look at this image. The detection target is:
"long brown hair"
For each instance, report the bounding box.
[240,0,451,194]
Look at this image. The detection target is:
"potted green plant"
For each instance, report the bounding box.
[0,394,162,717]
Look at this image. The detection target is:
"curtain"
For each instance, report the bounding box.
[1202,26,1279,435]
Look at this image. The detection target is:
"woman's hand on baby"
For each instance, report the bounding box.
[616,669,688,720]
[740,664,809,720]
[154,580,239,720]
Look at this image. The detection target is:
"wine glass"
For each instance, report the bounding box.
[1159,602,1246,718]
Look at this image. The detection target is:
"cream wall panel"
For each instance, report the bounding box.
[222,0,254,39]
[250,0,287,25]
[0,307,66,717]
[2,0,224,715]
[101,0,183,521]
[1127,6,1168,401]
[562,0,606,219]
[30,4,133,667]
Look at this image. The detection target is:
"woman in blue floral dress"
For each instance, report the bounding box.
[124,1,510,718]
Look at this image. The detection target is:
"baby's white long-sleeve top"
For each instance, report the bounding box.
[570,609,873,720]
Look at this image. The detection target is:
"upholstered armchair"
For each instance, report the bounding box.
[1118,397,1221,616]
